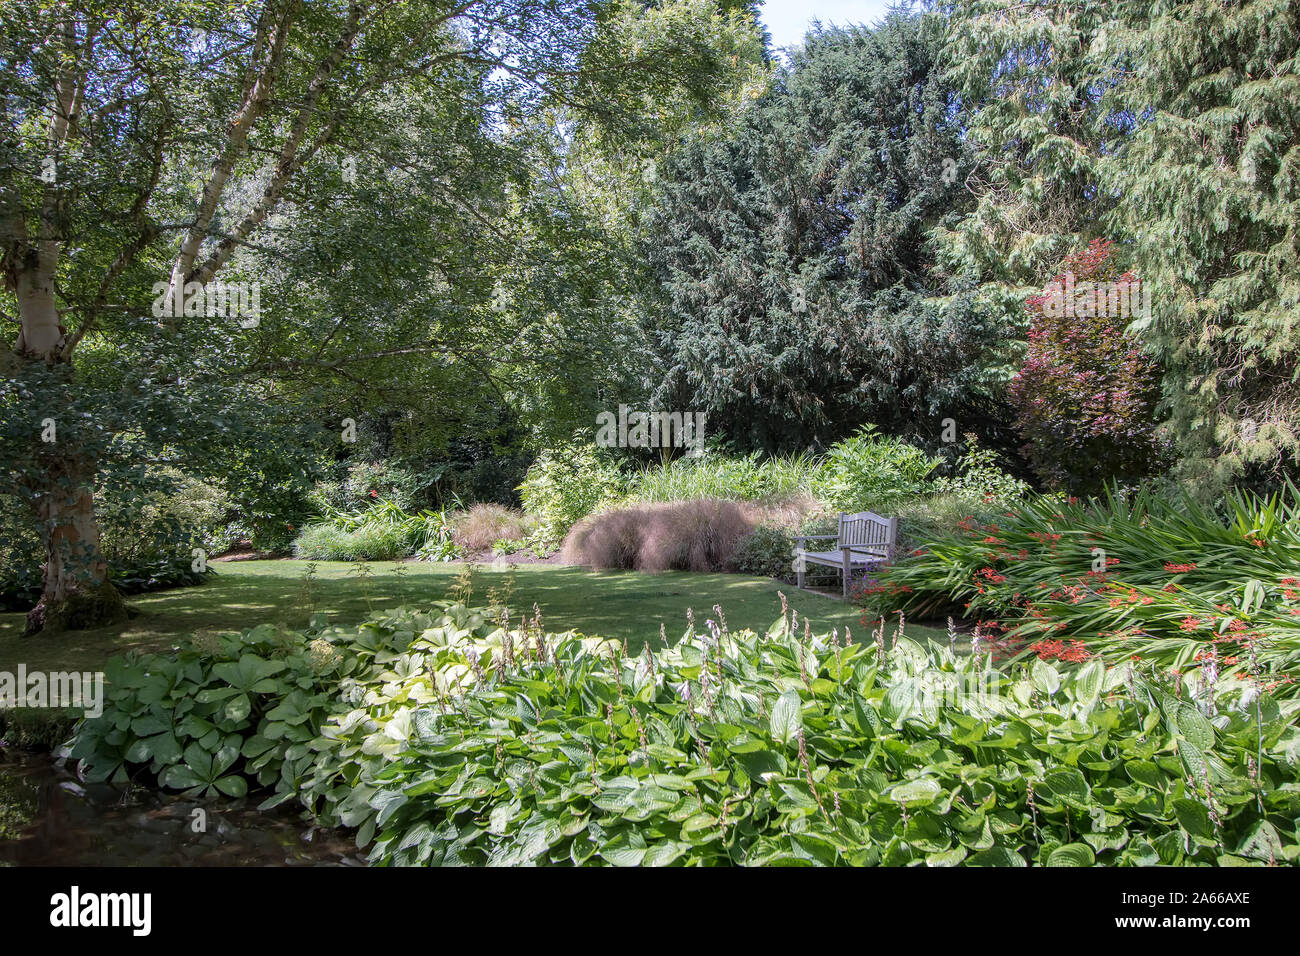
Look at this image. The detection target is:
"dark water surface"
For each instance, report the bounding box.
[0,750,364,867]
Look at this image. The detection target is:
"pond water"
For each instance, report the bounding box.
[0,750,365,867]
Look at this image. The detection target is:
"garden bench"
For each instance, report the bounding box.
[795,511,898,598]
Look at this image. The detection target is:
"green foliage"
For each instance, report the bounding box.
[931,435,1031,505]
[941,0,1300,489]
[94,468,235,560]
[366,612,1300,866]
[292,501,462,562]
[309,461,428,514]
[642,14,1004,452]
[935,0,1120,348]
[517,444,626,548]
[107,555,215,596]
[0,471,218,610]
[1099,0,1300,489]
[65,603,615,840]
[0,0,754,626]
[625,452,816,503]
[68,600,1300,866]
[888,492,1008,565]
[292,524,408,563]
[730,525,796,581]
[0,707,81,752]
[66,614,360,799]
[812,426,940,512]
[492,538,529,556]
[413,509,464,563]
[0,764,37,841]
[0,504,43,611]
[878,485,1300,692]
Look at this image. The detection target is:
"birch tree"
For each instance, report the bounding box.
[0,0,737,632]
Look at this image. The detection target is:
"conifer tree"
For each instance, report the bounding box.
[932,0,1128,340]
[642,13,1003,452]
[1101,0,1300,490]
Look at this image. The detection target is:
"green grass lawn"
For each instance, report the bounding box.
[0,561,945,673]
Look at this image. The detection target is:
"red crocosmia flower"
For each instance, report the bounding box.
[369,489,378,498]
[1163,562,1197,573]
[1179,616,1204,631]
[1029,638,1092,663]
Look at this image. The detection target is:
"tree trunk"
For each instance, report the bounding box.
[11,252,125,636]
[24,450,126,635]
[5,10,125,635]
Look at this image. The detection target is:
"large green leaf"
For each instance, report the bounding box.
[770,689,802,745]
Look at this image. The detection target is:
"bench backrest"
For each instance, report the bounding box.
[838,511,897,558]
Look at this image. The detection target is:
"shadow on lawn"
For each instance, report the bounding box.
[1,562,930,674]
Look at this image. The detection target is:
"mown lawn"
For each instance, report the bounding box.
[0,561,946,673]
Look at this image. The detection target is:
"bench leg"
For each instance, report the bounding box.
[797,560,805,590]
[842,547,851,599]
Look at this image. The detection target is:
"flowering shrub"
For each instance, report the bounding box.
[1010,239,1169,493]
[874,485,1300,694]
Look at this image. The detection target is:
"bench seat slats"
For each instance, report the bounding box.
[793,511,897,597]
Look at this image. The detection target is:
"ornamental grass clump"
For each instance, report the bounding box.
[561,499,756,572]
[292,499,462,561]
[451,504,536,553]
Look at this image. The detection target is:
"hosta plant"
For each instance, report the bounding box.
[65,602,612,844]
[364,606,1300,866]
[67,598,1300,866]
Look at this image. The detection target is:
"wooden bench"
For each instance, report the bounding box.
[795,511,898,598]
